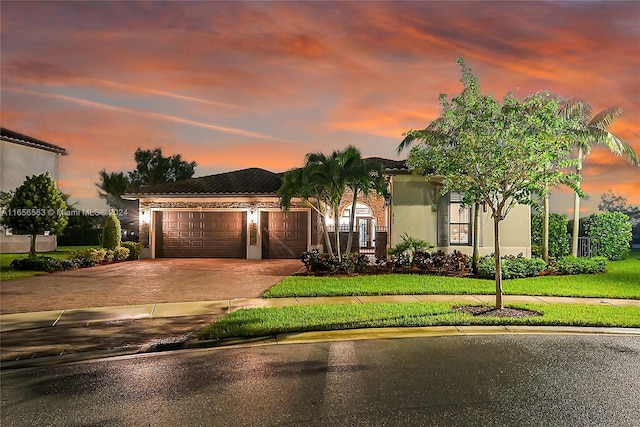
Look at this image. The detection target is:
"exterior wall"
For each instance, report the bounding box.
[389,174,531,257]
[137,197,311,259]
[0,140,61,253]
[389,174,438,247]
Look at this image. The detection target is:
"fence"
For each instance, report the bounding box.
[326,225,388,258]
[577,236,601,258]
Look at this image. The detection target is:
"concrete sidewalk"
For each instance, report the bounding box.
[3,294,639,333]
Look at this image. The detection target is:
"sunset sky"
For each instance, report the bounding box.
[1,1,639,215]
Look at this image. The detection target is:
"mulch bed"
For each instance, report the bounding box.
[454,305,542,318]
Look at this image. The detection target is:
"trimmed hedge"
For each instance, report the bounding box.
[584,212,632,261]
[10,257,80,272]
[121,241,142,260]
[478,254,547,279]
[556,256,607,275]
[301,250,370,274]
[102,210,122,250]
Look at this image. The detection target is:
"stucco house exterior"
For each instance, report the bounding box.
[0,128,68,253]
[126,158,531,260]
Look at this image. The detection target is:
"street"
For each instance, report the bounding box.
[2,334,639,426]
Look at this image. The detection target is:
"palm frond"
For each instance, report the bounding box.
[589,106,623,129]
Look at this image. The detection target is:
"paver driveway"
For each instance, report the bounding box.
[0,258,303,315]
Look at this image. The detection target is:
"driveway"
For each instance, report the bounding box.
[0,259,303,315]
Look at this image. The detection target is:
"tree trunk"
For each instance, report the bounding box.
[543,193,549,262]
[494,216,503,309]
[346,190,358,254]
[29,233,37,260]
[472,203,480,274]
[318,202,333,256]
[334,209,342,261]
[571,148,584,257]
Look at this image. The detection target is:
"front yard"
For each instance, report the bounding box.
[200,250,640,340]
[264,249,640,299]
[0,246,97,281]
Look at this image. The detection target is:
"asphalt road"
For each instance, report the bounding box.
[1,334,639,426]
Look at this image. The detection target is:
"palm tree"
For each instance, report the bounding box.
[339,147,389,254]
[278,165,335,256]
[561,98,640,256]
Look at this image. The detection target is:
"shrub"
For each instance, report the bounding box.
[477,254,547,279]
[121,241,142,260]
[69,248,107,264]
[584,212,632,261]
[388,250,471,275]
[301,250,370,274]
[556,256,607,275]
[10,256,79,272]
[531,212,570,259]
[388,233,435,257]
[102,210,122,250]
[113,246,130,261]
[104,249,115,262]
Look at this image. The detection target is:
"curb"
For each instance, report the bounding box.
[3,326,639,371]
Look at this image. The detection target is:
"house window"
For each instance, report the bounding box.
[449,193,470,245]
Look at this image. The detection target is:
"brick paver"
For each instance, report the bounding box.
[0,258,303,315]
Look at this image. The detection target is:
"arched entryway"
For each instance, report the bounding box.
[339,202,377,255]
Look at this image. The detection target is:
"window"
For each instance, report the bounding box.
[449,193,470,245]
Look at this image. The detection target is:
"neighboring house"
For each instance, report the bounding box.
[125,158,531,260]
[0,127,68,253]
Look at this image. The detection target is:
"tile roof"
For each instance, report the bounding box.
[124,158,412,198]
[0,127,68,155]
[126,167,284,197]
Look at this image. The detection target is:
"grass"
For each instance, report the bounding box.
[199,302,640,340]
[264,249,640,300]
[0,246,98,281]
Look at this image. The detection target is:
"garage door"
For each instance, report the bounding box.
[157,211,247,258]
[261,211,308,259]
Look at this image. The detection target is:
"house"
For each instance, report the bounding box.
[0,127,68,253]
[126,158,531,260]
[123,168,316,259]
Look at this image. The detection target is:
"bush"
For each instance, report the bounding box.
[556,256,607,275]
[584,212,632,261]
[531,212,570,259]
[113,246,130,261]
[121,241,142,260]
[301,250,370,274]
[102,210,122,250]
[10,256,79,272]
[388,250,471,275]
[477,254,547,279]
[69,248,107,264]
[388,233,435,257]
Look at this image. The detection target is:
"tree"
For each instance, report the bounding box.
[96,147,197,206]
[401,58,577,309]
[128,148,197,188]
[102,210,122,250]
[279,161,335,256]
[339,147,389,254]
[0,172,68,259]
[560,98,639,256]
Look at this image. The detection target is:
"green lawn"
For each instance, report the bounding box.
[199,302,640,340]
[0,246,97,281]
[264,250,640,300]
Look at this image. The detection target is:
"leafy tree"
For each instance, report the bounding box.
[401,58,577,308]
[560,98,639,256]
[96,148,197,206]
[1,172,68,259]
[128,148,197,188]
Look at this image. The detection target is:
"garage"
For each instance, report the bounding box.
[156,211,247,258]
[261,211,308,259]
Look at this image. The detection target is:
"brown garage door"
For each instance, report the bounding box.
[157,211,247,258]
[261,211,308,259]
